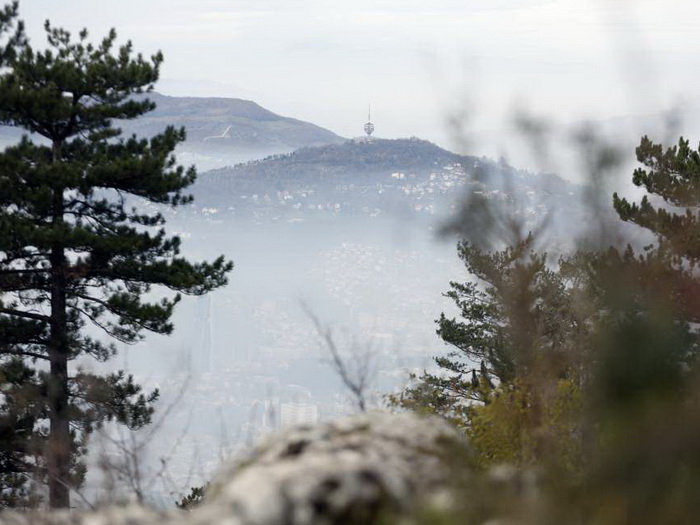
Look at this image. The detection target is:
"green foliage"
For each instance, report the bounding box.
[395,134,700,523]
[393,234,592,471]
[465,376,583,477]
[0,5,232,507]
[614,137,700,262]
[0,358,43,508]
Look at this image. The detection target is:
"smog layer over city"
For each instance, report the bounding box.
[2,2,700,523]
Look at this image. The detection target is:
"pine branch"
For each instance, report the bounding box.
[0,348,48,361]
[0,308,50,323]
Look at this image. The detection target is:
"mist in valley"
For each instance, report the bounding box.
[2,1,699,516]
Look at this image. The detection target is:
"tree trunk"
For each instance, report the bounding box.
[47,140,71,509]
[47,347,70,508]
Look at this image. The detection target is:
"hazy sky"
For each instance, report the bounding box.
[19,0,700,151]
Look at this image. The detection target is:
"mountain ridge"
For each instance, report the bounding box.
[0,92,345,169]
[191,137,581,228]
[201,137,573,191]
[210,137,466,178]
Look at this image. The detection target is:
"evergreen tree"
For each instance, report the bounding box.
[0,4,232,508]
[613,136,700,321]
[393,135,700,494]
[614,136,700,259]
[391,235,592,432]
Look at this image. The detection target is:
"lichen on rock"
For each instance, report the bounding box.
[195,412,466,525]
[0,412,466,525]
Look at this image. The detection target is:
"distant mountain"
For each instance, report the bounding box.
[190,137,586,239]
[0,92,345,169]
[126,93,344,153]
[217,137,464,178]
[197,137,573,191]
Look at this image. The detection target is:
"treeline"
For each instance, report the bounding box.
[390,136,700,523]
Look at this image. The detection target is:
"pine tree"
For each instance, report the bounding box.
[614,136,700,257]
[613,136,700,320]
[391,235,591,425]
[0,4,232,508]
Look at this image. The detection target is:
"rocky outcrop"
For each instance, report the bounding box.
[0,412,465,525]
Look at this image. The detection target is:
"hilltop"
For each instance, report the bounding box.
[0,92,344,168]
[125,93,343,152]
[197,137,574,191]
[194,137,474,203]
[216,137,464,178]
[190,137,582,230]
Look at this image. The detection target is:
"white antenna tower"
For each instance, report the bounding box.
[363,104,375,137]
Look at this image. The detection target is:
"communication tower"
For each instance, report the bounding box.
[363,104,375,137]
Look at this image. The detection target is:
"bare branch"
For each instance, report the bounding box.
[301,302,377,413]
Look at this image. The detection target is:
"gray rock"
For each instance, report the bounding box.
[0,412,465,525]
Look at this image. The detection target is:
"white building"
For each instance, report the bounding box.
[280,402,319,428]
